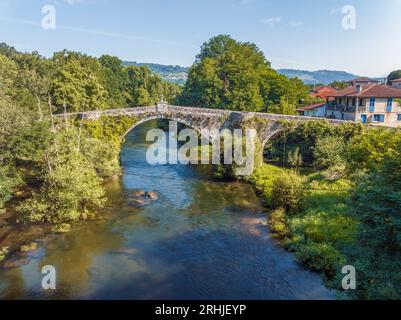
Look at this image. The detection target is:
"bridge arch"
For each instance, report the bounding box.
[122,114,214,143]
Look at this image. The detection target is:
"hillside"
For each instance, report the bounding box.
[277,69,358,85]
[123,61,361,86]
[123,61,189,85]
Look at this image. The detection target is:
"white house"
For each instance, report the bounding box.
[326,84,401,127]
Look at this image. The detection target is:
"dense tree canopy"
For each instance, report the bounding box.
[387,70,401,84]
[0,45,181,222]
[329,81,349,90]
[180,35,310,113]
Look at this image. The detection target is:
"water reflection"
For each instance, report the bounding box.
[0,120,334,300]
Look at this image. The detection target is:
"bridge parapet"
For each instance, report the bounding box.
[55,103,346,125]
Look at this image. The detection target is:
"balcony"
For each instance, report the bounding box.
[326,103,357,113]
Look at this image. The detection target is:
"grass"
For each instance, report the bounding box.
[252,164,359,286]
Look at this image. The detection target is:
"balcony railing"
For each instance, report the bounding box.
[326,104,357,113]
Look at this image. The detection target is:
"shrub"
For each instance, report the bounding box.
[251,164,284,207]
[271,170,306,213]
[287,147,303,168]
[269,208,290,239]
[347,127,401,171]
[313,136,347,170]
[17,156,106,223]
[295,241,346,278]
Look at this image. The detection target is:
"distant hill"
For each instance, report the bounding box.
[277,69,358,85]
[123,61,189,85]
[122,62,363,87]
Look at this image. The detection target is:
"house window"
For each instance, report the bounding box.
[369,97,375,112]
[339,98,342,105]
[386,97,393,112]
[359,99,363,107]
[398,114,401,121]
[373,114,385,122]
[352,98,356,106]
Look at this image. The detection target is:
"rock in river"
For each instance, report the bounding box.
[146,191,159,201]
[129,198,151,207]
[131,190,146,198]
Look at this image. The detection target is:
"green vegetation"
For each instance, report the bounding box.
[179,35,312,113]
[278,69,357,85]
[253,122,401,299]
[123,61,189,85]
[386,70,401,84]
[329,81,349,90]
[0,247,9,262]
[0,44,153,224]
[1,38,400,300]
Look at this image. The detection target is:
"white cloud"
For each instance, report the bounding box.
[260,16,282,27]
[290,20,303,28]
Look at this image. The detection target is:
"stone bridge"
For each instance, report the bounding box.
[64,101,345,148]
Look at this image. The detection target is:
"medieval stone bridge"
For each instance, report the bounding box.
[64,101,345,148]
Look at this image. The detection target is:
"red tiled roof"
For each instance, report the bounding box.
[310,86,338,99]
[347,77,379,83]
[298,102,326,111]
[327,84,401,98]
[391,78,401,83]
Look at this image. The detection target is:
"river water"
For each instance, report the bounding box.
[0,120,334,300]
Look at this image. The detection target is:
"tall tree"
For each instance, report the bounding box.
[99,55,129,107]
[386,70,401,84]
[180,35,271,111]
[51,50,108,112]
[126,65,180,106]
[329,81,349,90]
[180,35,310,113]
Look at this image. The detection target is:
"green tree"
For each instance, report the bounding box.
[0,54,18,91]
[386,70,401,84]
[313,136,346,170]
[262,71,289,108]
[99,55,129,107]
[17,128,106,223]
[180,35,271,111]
[12,52,55,119]
[126,65,180,106]
[347,127,401,171]
[0,166,21,210]
[329,81,348,90]
[351,143,401,299]
[51,50,108,112]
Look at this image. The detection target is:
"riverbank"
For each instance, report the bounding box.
[0,121,334,299]
[249,163,389,299]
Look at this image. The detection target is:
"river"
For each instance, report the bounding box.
[0,120,334,299]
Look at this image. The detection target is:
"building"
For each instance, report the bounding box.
[346,77,380,86]
[310,86,338,99]
[297,102,326,118]
[326,84,401,127]
[391,78,401,89]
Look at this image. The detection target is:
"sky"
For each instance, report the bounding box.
[0,0,400,77]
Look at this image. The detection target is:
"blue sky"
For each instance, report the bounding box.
[0,0,400,76]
